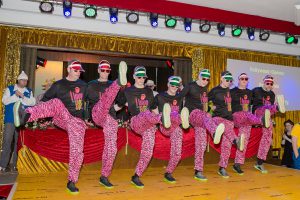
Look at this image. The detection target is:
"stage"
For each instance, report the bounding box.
[11,162,300,200]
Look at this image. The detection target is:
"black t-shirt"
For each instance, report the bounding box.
[87,80,117,120]
[208,85,233,120]
[41,78,87,119]
[252,87,275,112]
[230,87,253,113]
[180,81,209,112]
[116,86,156,117]
[155,92,183,113]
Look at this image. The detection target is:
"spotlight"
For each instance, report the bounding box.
[217,23,225,36]
[184,18,192,32]
[199,21,211,33]
[259,30,270,41]
[150,13,158,28]
[126,12,139,23]
[231,25,242,37]
[36,57,47,68]
[165,16,177,28]
[247,27,255,40]
[285,35,298,44]
[84,5,97,18]
[63,0,72,18]
[109,8,118,24]
[39,1,54,13]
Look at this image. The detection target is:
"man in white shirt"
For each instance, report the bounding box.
[145,79,159,96]
[0,71,36,173]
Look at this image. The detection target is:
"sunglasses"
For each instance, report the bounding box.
[100,69,111,73]
[73,70,81,73]
[265,82,273,86]
[225,79,233,83]
[202,78,210,81]
[170,85,179,88]
[239,78,248,81]
[137,77,146,79]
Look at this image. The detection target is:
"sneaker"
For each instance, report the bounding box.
[162,103,171,129]
[0,167,9,173]
[218,168,229,178]
[131,174,144,189]
[180,107,190,129]
[262,109,271,128]
[233,164,244,175]
[194,171,208,181]
[10,166,18,173]
[235,134,245,151]
[254,164,268,174]
[118,61,128,86]
[276,95,286,113]
[164,173,176,183]
[213,123,225,144]
[66,181,79,195]
[99,176,114,189]
[13,101,30,127]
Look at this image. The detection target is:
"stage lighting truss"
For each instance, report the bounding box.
[84,5,97,18]
[109,8,118,24]
[39,1,54,13]
[231,25,243,37]
[126,11,139,23]
[199,21,211,33]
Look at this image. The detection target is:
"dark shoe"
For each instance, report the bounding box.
[254,164,268,174]
[99,176,114,189]
[164,172,176,183]
[262,109,271,128]
[66,181,79,195]
[194,170,208,181]
[213,123,225,144]
[218,168,229,178]
[10,166,18,173]
[13,101,30,127]
[118,61,128,86]
[180,107,190,129]
[233,164,244,175]
[162,103,171,129]
[0,167,9,174]
[131,174,144,189]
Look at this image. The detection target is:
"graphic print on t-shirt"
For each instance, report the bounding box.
[224,91,232,112]
[240,94,250,111]
[170,99,179,112]
[200,91,208,112]
[70,87,83,110]
[263,96,272,106]
[135,93,149,112]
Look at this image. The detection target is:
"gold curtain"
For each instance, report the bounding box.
[0,25,300,151]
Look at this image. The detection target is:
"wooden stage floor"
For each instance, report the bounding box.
[12,162,300,200]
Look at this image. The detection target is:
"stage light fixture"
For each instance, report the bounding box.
[36,57,47,68]
[63,0,72,18]
[126,12,139,23]
[84,5,97,18]
[231,25,242,37]
[199,21,211,33]
[109,8,118,24]
[247,27,255,40]
[259,30,270,41]
[39,1,54,13]
[217,23,225,36]
[184,18,192,32]
[286,35,298,44]
[150,13,158,28]
[165,16,177,28]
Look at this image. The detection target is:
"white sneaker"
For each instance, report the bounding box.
[162,103,171,129]
[213,123,225,144]
[180,107,190,129]
[276,95,285,113]
[118,61,128,86]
